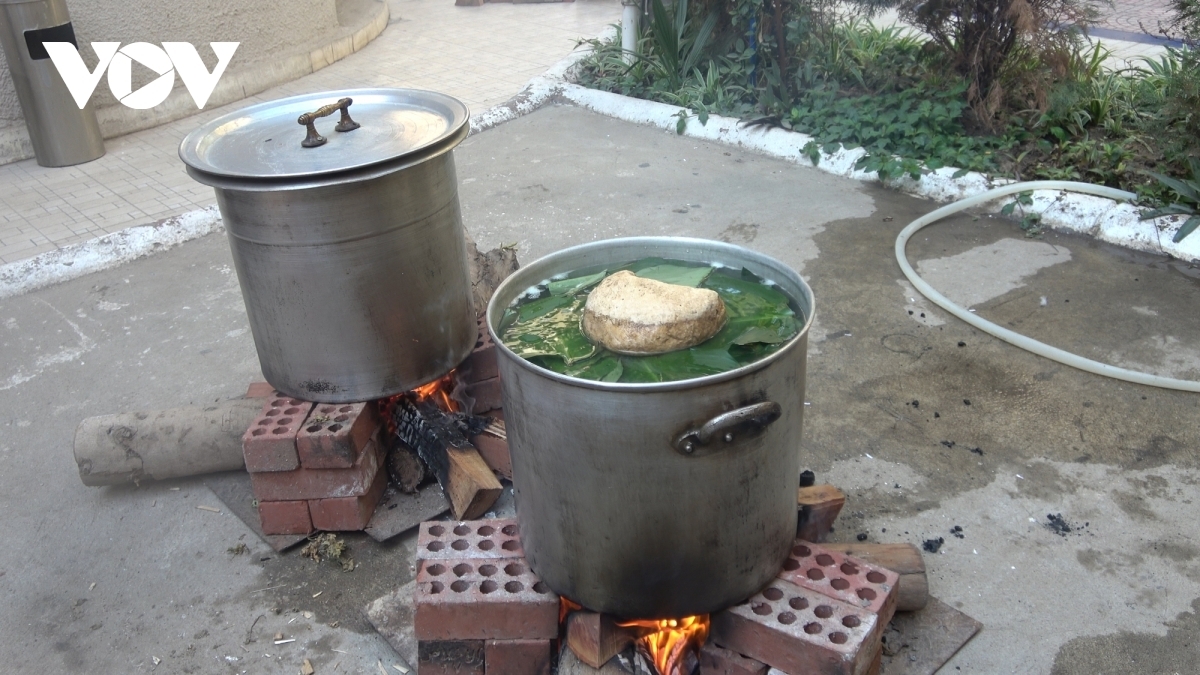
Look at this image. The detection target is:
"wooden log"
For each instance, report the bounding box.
[386,438,427,493]
[73,397,262,486]
[830,543,928,612]
[393,398,502,520]
[796,484,846,543]
[566,612,638,669]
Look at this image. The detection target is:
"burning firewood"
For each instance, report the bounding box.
[390,396,502,520]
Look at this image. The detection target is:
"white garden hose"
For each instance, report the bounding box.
[895,180,1200,392]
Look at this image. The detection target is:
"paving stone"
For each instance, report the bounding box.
[414,557,559,640]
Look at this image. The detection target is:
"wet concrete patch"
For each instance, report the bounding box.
[1050,598,1200,675]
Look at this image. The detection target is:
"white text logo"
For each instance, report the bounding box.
[44,42,239,110]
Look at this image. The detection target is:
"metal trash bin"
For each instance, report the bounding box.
[0,0,103,166]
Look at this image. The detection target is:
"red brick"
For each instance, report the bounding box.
[466,376,502,414]
[699,643,768,675]
[419,640,485,675]
[470,431,511,480]
[417,519,524,560]
[414,558,559,640]
[779,541,899,622]
[308,458,388,531]
[249,437,382,501]
[242,395,313,472]
[296,402,380,469]
[245,381,275,398]
[485,639,551,675]
[257,499,313,536]
[460,317,498,384]
[711,577,881,675]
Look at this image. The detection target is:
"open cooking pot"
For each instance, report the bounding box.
[180,89,475,402]
[486,237,815,618]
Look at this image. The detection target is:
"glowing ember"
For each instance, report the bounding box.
[618,615,710,675]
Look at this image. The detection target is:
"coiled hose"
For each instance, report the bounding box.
[894,180,1200,393]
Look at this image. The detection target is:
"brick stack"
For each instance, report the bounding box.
[462,316,503,415]
[243,394,387,535]
[414,518,557,675]
[706,540,899,675]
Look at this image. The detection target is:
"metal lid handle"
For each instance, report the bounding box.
[297,97,361,148]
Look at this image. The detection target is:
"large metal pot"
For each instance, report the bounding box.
[180,89,475,402]
[487,237,815,618]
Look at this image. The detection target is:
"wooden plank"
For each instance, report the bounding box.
[446,447,503,520]
[831,543,928,612]
[796,484,845,543]
[566,612,638,669]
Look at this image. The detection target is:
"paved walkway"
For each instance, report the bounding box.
[0,0,1183,266]
[0,0,621,265]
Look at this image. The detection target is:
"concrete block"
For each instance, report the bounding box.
[241,395,313,472]
[417,519,524,560]
[296,401,380,469]
[249,437,382,501]
[414,558,559,640]
[711,577,880,675]
[257,499,313,536]
[485,639,552,675]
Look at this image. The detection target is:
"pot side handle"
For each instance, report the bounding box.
[673,401,782,457]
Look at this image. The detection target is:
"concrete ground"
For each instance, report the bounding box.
[2,103,1199,674]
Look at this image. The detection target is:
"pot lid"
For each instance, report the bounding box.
[179,88,469,181]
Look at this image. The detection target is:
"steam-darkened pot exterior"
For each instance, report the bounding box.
[487,237,814,618]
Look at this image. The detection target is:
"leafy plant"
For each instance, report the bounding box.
[1001,190,1043,235]
[1140,158,1200,243]
[644,0,720,90]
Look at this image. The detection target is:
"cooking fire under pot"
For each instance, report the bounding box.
[487,237,815,618]
[179,89,476,403]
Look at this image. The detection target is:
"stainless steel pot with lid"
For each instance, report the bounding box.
[180,88,476,402]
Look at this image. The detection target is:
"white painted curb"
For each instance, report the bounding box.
[0,206,223,300]
[473,27,1198,263]
[5,24,1194,299]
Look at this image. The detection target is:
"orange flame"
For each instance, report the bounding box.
[617,615,710,675]
[411,371,459,412]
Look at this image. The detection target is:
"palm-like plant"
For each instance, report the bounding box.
[644,0,719,90]
[1140,158,1200,243]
